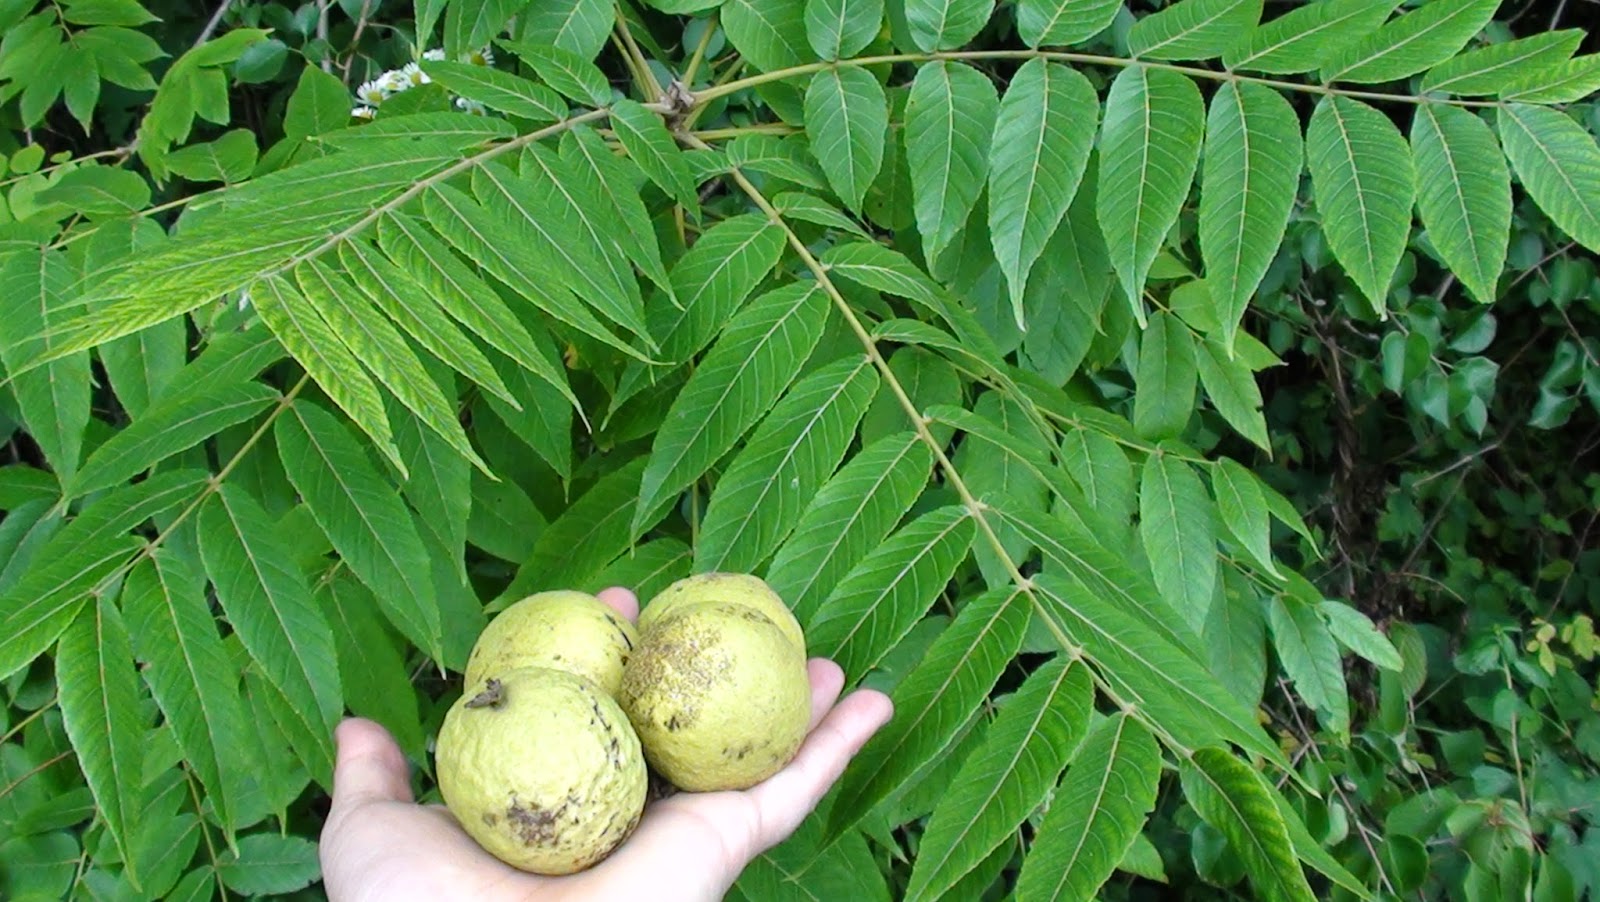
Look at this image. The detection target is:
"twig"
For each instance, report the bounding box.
[193,0,233,48]
[317,0,332,72]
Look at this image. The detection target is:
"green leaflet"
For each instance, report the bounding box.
[1196,331,1271,450]
[391,399,472,565]
[1306,95,1415,316]
[1133,311,1197,440]
[1138,447,1218,633]
[586,538,693,604]
[217,834,321,896]
[807,505,977,681]
[774,190,871,237]
[57,593,148,888]
[696,356,879,573]
[275,400,445,665]
[609,99,700,214]
[825,585,1029,840]
[69,380,280,498]
[318,572,428,761]
[337,240,517,410]
[804,0,882,58]
[804,66,888,212]
[988,59,1097,329]
[1321,601,1404,671]
[500,39,611,106]
[1127,0,1262,62]
[99,318,184,419]
[0,469,206,682]
[1420,30,1584,96]
[1012,713,1162,902]
[317,112,516,153]
[906,658,1094,902]
[482,350,575,479]
[767,432,934,624]
[1199,81,1302,354]
[1211,457,1280,578]
[723,0,810,72]
[1183,749,1316,902]
[1410,104,1510,305]
[507,458,647,598]
[634,283,831,535]
[472,156,653,345]
[1497,104,1600,254]
[0,248,89,484]
[1319,0,1499,84]
[251,274,403,474]
[375,211,579,412]
[906,60,998,267]
[518,0,612,58]
[560,125,675,300]
[1096,66,1204,326]
[198,483,341,784]
[293,259,484,471]
[1021,173,1112,384]
[1015,0,1120,48]
[1267,593,1350,737]
[1060,426,1135,528]
[1205,573,1269,708]
[1030,572,1287,766]
[904,0,991,51]
[1223,0,1398,74]
[822,241,1004,361]
[122,552,252,838]
[1500,53,1600,103]
[421,59,566,122]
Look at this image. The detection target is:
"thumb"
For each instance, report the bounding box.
[330,717,415,811]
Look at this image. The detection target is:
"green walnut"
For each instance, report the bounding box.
[639,572,805,651]
[465,591,638,696]
[435,667,648,875]
[620,582,811,792]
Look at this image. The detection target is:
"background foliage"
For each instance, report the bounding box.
[1,0,1597,898]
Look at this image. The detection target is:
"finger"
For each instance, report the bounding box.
[595,586,640,622]
[329,717,415,812]
[805,658,845,732]
[746,689,893,848]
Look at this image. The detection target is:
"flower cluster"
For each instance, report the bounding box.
[351,46,494,120]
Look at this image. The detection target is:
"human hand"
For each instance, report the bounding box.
[318,586,894,902]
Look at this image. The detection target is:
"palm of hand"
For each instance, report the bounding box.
[318,588,892,902]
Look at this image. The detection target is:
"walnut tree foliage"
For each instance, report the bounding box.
[0,0,1597,897]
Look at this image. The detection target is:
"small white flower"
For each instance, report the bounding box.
[422,47,446,61]
[382,68,411,93]
[352,105,376,119]
[356,78,387,104]
[454,97,487,115]
[400,62,429,86]
[465,45,494,66]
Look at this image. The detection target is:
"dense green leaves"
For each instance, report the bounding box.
[1139,449,1217,631]
[1181,748,1317,901]
[1097,66,1204,324]
[1267,594,1349,737]
[1306,95,1415,314]
[988,60,1097,326]
[906,61,998,266]
[804,67,888,211]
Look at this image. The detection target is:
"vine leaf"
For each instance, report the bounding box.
[768,432,934,624]
[275,400,445,666]
[825,586,1029,840]
[1015,0,1121,48]
[1223,0,1400,75]
[904,0,992,51]
[1410,104,1511,305]
[804,66,889,212]
[1138,447,1218,632]
[1306,95,1415,316]
[1420,30,1584,96]
[1096,65,1204,326]
[906,60,999,267]
[804,0,882,59]
[1198,81,1302,352]
[906,658,1094,902]
[1012,713,1161,901]
[198,483,342,783]
[1267,593,1350,738]
[1133,311,1197,440]
[1181,747,1317,902]
[988,59,1097,328]
[57,593,148,890]
[696,357,879,573]
[808,505,976,680]
[633,284,830,535]
[1319,0,1499,85]
[1127,0,1262,62]
[123,551,253,839]
[1497,103,1600,254]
